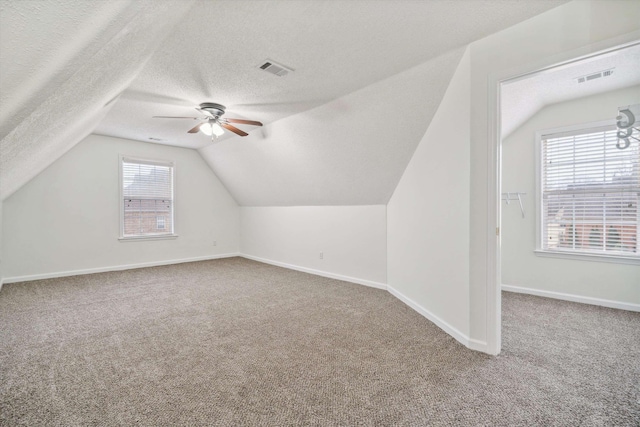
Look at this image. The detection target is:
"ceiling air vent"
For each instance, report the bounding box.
[258,59,293,77]
[575,68,614,84]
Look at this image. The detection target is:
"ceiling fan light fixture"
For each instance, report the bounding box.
[199,122,213,136]
[211,122,225,136]
[200,121,224,137]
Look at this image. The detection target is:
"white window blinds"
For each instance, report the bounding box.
[541,125,639,257]
[121,157,174,237]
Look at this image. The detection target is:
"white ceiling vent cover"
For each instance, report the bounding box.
[575,68,614,84]
[258,60,293,77]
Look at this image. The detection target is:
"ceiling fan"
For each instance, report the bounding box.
[152,102,262,138]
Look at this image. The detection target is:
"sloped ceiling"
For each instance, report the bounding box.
[200,48,465,206]
[1,0,568,203]
[0,0,195,199]
[502,42,640,138]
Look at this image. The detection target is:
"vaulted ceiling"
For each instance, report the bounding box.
[502,42,640,138]
[1,0,568,203]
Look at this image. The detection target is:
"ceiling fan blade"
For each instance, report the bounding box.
[223,118,263,127]
[153,116,199,119]
[220,122,249,137]
[187,123,203,134]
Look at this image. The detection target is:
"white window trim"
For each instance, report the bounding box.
[533,249,639,265]
[534,119,639,265]
[119,154,178,241]
[118,234,178,242]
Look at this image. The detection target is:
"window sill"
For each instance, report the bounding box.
[119,234,178,242]
[534,249,640,266]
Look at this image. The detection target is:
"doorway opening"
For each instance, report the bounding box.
[495,41,640,353]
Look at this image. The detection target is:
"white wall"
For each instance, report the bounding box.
[240,206,386,287]
[502,86,640,305]
[387,47,471,342]
[2,134,239,280]
[0,201,3,287]
[468,0,640,351]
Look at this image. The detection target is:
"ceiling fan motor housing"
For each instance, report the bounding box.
[199,102,226,118]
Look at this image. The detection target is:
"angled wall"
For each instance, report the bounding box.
[234,49,465,291]
[2,135,239,281]
[468,0,640,351]
[387,47,471,346]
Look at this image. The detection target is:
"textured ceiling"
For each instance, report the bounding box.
[0,0,196,199]
[200,48,465,206]
[1,0,569,202]
[501,42,640,137]
[97,0,568,150]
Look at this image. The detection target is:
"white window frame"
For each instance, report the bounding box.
[119,155,178,242]
[535,120,639,265]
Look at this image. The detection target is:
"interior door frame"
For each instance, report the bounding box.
[486,33,640,355]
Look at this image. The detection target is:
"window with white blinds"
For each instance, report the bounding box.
[540,125,639,259]
[121,157,174,238]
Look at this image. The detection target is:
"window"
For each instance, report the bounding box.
[537,122,639,262]
[120,156,175,239]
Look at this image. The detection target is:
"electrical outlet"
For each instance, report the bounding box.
[319,252,323,259]
[213,240,217,246]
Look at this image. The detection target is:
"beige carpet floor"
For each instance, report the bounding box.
[1,257,638,426]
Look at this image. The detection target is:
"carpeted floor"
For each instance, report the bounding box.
[1,257,638,426]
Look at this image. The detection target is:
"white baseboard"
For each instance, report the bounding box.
[387,285,487,352]
[241,254,490,353]
[502,284,640,312]
[1,252,492,354]
[240,254,387,290]
[1,253,240,285]
[468,338,489,353]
